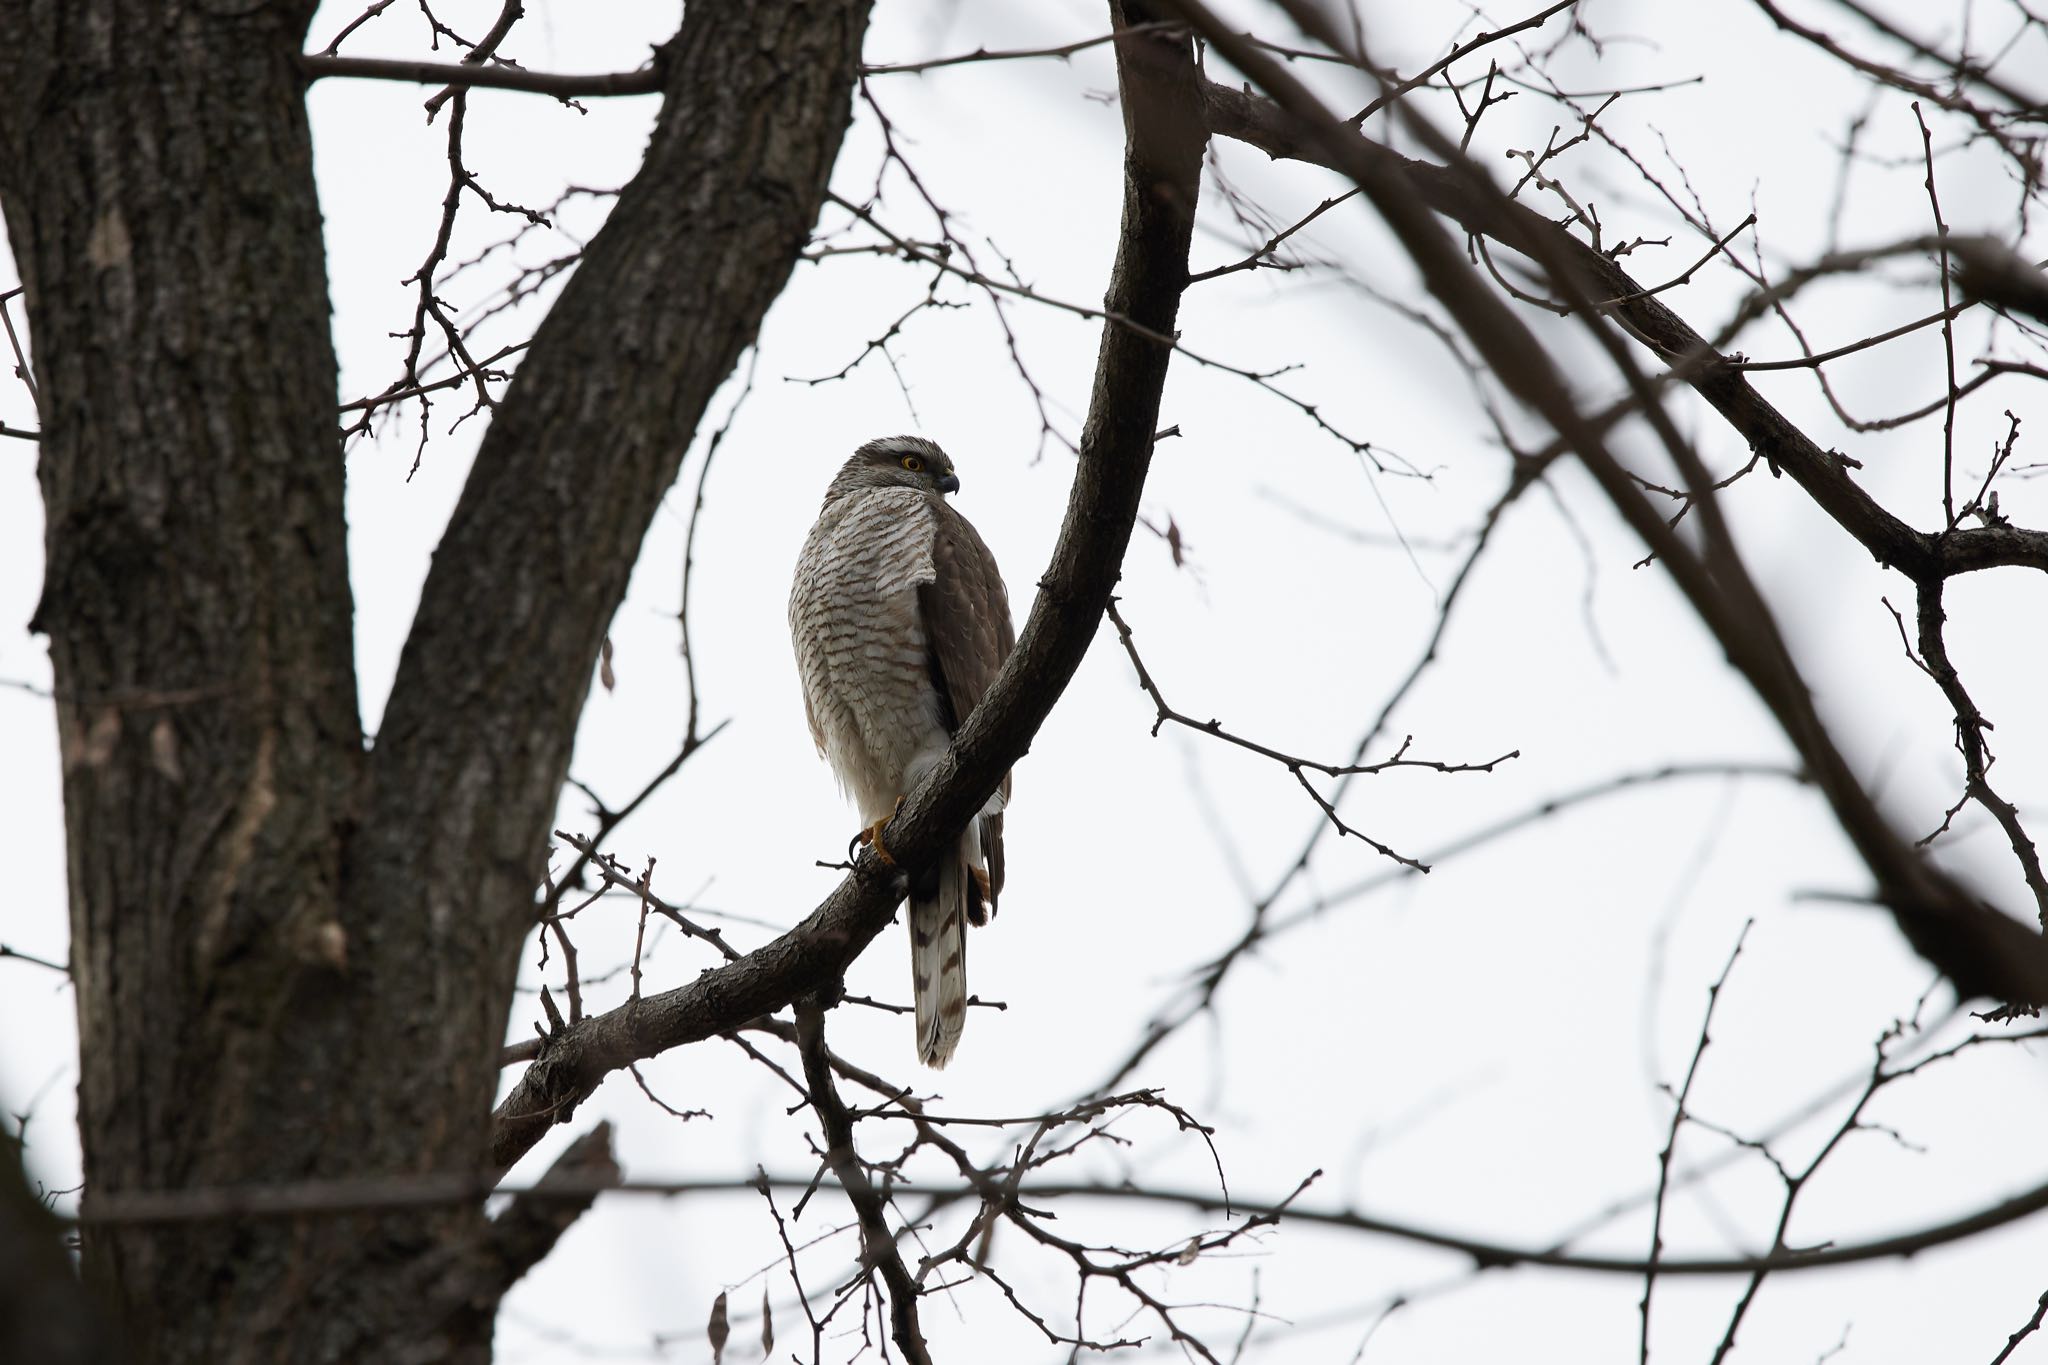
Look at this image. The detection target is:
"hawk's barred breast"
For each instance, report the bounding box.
[789,487,951,823]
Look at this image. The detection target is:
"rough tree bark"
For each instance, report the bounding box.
[0,1,870,1360]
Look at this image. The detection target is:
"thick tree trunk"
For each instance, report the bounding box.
[0,0,871,1358]
[0,2,368,1357]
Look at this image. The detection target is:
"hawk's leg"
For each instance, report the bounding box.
[848,796,906,867]
[968,865,993,924]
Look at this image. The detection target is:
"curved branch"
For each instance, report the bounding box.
[488,0,1209,1172]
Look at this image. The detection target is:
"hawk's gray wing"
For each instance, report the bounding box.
[919,496,1014,916]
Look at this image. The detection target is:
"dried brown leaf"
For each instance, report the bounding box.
[707,1289,729,1364]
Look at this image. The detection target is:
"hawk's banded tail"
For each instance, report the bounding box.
[910,832,992,1068]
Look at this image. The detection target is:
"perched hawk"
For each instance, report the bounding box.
[789,436,1015,1068]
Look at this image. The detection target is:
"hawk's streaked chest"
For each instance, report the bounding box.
[789,488,951,809]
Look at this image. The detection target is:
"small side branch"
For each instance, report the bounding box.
[1103,596,1514,870]
[551,830,742,963]
[793,1003,932,1365]
[1642,922,1752,1364]
[1912,583,2048,926]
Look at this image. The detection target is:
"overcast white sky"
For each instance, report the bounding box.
[5,2,2048,1361]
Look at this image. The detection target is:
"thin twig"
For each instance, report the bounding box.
[1642,921,1752,1365]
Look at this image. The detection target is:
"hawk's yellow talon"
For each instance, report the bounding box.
[857,817,897,867]
[852,796,906,867]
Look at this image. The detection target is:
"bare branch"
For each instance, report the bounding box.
[73,1165,2048,1280]
[1102,596,1515,868]
[1642,922,1752,1363]
[298,52,663,99]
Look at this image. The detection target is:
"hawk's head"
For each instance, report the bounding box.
[831,435,962,497]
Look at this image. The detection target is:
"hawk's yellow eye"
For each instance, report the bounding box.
[900,454,926,473]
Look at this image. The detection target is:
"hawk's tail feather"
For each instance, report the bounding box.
[911,840,989,1068]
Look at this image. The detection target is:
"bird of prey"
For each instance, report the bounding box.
[789,436,1015,1068]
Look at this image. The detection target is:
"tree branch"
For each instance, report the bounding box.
[298,25,1199,95]
[1196,77,2048,581]
[297,53,663,99]
[73,1165,2048,1281]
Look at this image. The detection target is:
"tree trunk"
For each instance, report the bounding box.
[0,0,871,1358]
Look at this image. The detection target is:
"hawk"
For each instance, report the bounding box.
[789,436,1015,1068]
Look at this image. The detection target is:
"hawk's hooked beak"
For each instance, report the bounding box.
[937,471,961,494]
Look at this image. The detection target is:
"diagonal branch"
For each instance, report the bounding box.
[1914,582,2048,926]
[1197,77,2048,581]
